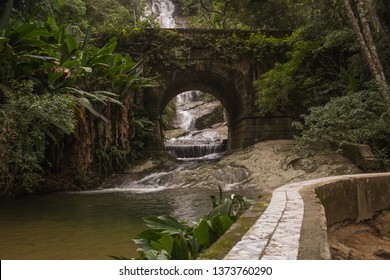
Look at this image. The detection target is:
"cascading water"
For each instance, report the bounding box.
[147,0,176,28]
[165,91,227,159]
[147,1,227,159]
[173,91,201,130]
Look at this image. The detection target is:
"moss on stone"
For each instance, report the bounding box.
[199,194,271,259]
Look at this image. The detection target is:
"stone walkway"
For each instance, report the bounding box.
[224,183,304,259]
[223,176,341,260]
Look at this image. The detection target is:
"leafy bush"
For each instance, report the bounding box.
[132,189,246,260]
[294,90,390,169]
[0,81,76,196]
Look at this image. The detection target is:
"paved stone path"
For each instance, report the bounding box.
[224,183,304,259]
[224,176,339,260]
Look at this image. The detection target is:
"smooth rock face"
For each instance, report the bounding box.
[219,139,361,194]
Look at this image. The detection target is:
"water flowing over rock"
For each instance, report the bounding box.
[147,0,176,28]
[165,143,226,159]
[98,161,256,195]
[166,91,228,159]
[173,91,202,130]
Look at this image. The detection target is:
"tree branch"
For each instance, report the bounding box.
[199,0,223,16]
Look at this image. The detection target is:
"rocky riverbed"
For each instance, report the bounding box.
[219,139,361,195]
[125,139,361,196]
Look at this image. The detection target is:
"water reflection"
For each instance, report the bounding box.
[0,163,258,259]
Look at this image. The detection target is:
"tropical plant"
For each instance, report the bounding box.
[133,188,247,260]
[0,80,77,196]
[0,0,156,195]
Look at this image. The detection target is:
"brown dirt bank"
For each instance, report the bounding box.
[329,209,390,260]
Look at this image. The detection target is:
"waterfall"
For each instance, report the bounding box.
[166,91,227,160]
[148,0,176,28]
[165,142,226,160]
[174,91,201,130]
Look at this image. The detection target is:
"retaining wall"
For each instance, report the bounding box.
[219,173,390,260]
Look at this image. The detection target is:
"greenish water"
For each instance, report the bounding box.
[0,163,258,260]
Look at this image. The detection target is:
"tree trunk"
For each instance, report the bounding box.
[340,0,390,106]
[357,0,386,81]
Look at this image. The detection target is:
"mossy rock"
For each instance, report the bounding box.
[194,105,225,130]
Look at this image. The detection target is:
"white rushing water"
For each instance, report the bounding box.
[147,0,176,28]
[174,91,201,130]
[166,90,228,159]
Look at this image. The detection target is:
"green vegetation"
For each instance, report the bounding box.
[293,90,390,169]
[133,188,247,260]
[175,0,390,170]
[0,0,156,196]
[2,0,390,193]
[2,0,147,35]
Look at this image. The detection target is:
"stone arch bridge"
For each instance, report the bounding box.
[118,29,294,152]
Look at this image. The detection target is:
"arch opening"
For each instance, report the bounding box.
[158,71,244,124]
[162,90,229,160]
[157,71,246,157]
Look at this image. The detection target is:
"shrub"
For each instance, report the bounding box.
[293,90,390,170]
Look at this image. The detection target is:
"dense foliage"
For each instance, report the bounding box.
[0,0,156,196]
[294,90,390,169]
[178,0,390,169]
[0,0,148,35]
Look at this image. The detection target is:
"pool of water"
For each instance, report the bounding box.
[0,166,259,260]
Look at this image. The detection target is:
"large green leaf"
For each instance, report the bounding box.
[80,26,92,60]
[150,233,174,253]
[13,39,55,52]
[143,216,189,235]
[210,215,234,237]
[193,219,214,247]
[13,23,37,42]
[65,35,78,53]
[171,233,190,260]
[88,37,117,65]
[62,60,79,69]
[29,28,53,38]
[18,54,58,62]
[73,97,108,122]
[45,17,56,32]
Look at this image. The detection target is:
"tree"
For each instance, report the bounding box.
[199,0,231,29]
[339,0,390,106]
